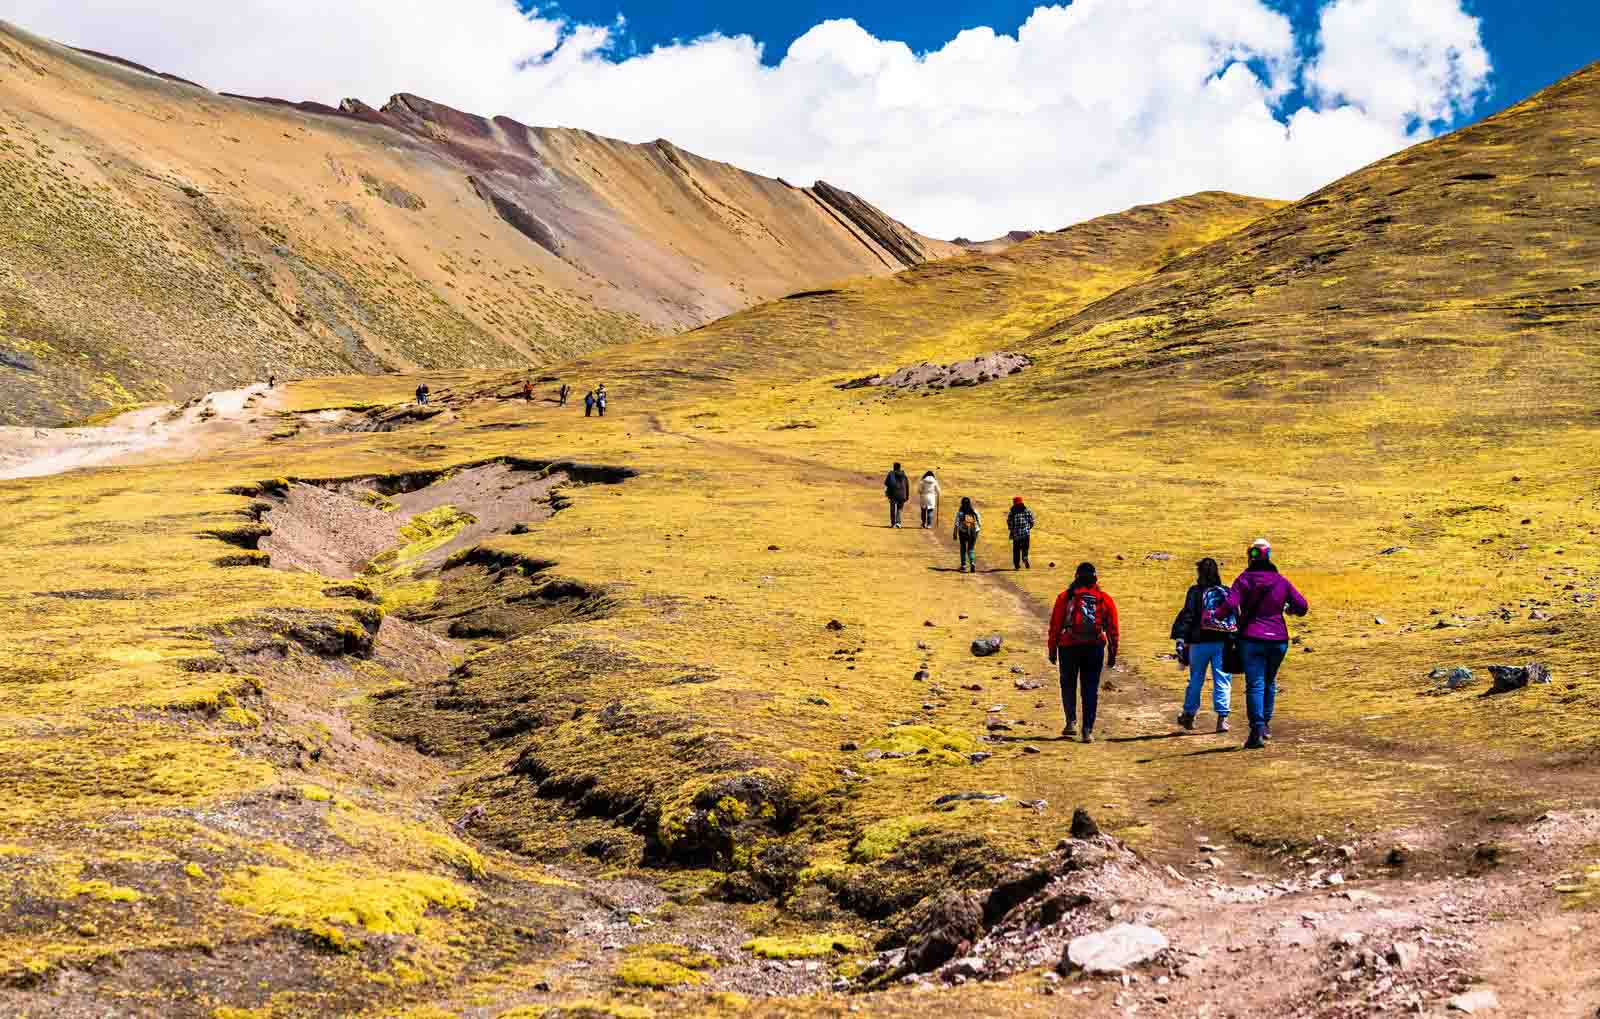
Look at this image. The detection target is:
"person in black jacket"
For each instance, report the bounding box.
[1169,557,1236,733]
[1006,496,1035,569]
[883,462,911,528]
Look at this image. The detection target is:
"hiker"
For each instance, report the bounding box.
[1219,538,1309,750]
[267,373,275,389]
[584,390,596,417]
[522,379,534,402]
[596,384,608,417]
[952,496,981,572]
[883,462,911,528]
[1007,496,1035,569]
[1047,562,1119,743]
[558,383,571,406]
[918,470,941,528]
[415,383,430,405]
[1169,557,1236,734]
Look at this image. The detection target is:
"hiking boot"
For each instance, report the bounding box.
[1062,721,1076,737]
[1024,558,1031,569]
[1215,716,1231,734]
[1081,728,1094,744]
[1176,711,1196,730]
[1262,723,1272,741]
[1243,726,1266,750]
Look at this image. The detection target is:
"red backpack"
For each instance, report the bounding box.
[1065,589,1104,643]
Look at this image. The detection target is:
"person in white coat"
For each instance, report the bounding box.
[918,470,942,529]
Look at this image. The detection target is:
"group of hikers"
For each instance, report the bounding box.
[882,465,1308,752]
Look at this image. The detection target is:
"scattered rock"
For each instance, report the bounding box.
[943,955,986,981]
[918,640,930,650]
[864,750,884,761]
[1009,665,1025,674]
[840,741,860,752]
[1014,678,1042,690]
[1431,666,1475,689]
[914,670,930,682]
[1530,609,1552,621]
[900,890,987,975]
[1447,989,1501,1013]
[934,791,1007,806]
[1070,808,1101,840]
[826,619,845,631]
[1388,942,1420,970]
[806,695,831,706]
[1378,546,1406,555]
[1386,844,1413,867]
[1062,924,1169,976]
[971,635,1003,657]
[924,620,936,627]
[1374,616,1387,625]
[1146,552,1173,561]
[1023,745,1041,755]
[767,544,780,551]
[967,752,992,765]
[1488,661,1552,693]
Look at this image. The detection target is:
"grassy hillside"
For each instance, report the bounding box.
[1,54,1598,1019]
[0,21,957,426]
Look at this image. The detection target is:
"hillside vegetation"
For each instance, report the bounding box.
[0,51,1598,1019]
[0,21,956,426]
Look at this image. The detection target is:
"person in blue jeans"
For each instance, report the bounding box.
[1168,557,1235,734]
[1219,538,1309,750]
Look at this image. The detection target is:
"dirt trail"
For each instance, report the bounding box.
[0,383,288,480]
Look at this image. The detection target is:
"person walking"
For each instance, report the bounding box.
[952,496,981,572]
[596,384,608,417]
[1007,496,1035,570]
[918,471,941,529]
[1169,557,1236,734]
[558,383,571,406]
[1047,563,1119,743]
[523,379,534,402]
[1219,539,1309,750]
[584,390,596,417]
[415,383,430,405]
[883,462,911,528]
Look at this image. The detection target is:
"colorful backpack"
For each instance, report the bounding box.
[1197,585,1238,634]
[1066,590,1103,643]
[957,510,979,538]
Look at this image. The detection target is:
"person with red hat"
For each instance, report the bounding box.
[1006,496,1035,570]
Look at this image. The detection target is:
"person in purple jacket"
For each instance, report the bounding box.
[1219,538,1309,750]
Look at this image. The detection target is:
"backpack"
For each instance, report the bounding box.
[1197,585,1238,634]
[956,510,979,538]
[1065,589,1103,643]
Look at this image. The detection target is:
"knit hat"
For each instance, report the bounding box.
[1249,537,1272,561]
[1013,496,1023,505]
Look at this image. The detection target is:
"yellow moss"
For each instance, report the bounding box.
[625,943,719,970]
[213,1008,273,1019]
[218,862,475,938]
[616,957,704,988]
[299,784,333,802]
[865,725,979,766]
[68,878,142,902]
[379,578,440,613]
[365,506,476,579]
[493,1009,547,1019]
[327,799,485,877]
[851,816,927,863]
[742,933,867,959]
[185,862,208,880]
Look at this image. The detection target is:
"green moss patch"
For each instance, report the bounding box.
[742,932,867,959]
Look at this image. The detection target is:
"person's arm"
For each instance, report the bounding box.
[1048,592,1067,661]
[1220,576,1244,615]
[1104,592,1120,667]
[1284,578,1309,617]
[1170,586,1196,641]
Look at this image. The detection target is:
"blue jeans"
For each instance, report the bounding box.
[1184,642,1232,717]
[1241,639,1289,728]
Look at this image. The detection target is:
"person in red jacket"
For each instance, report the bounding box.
[1047,562,1120,743]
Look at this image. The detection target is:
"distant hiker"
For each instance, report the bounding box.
[918,470,941,528]
[267,374,275,389]
[883,462,911,528]
[584,390,596,417]
[596,384,608,417]
[952,496,981,572]
[1007,496,1035,570]
[1219,539,1309,750]
[522,379,534,402]
[1169,557,1236,734]
[415,383,430,405]
[1048,562,1119,743]
[558,383,571,406]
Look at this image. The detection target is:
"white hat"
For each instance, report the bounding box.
[1249,537,1272,559]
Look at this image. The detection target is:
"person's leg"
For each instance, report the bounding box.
[1207,643,1231,719]
[963,535,976,570]
[1078,644,1105,737]
[1012,539,1022,570]
[1021,535,1030,568]
[1241,640,1268,746]
[1183,643,1213,721]
[889,499,897,528]
[1261,641,1288,733]
[1059,652,1078,730]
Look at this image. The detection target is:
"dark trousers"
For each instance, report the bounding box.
[1059,644,1105,732]
[889,499,905,527]
[1012,535,1030,569]
[585,405,593,416]
[958,534,976,569]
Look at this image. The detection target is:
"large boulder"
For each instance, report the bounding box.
[1488,662,1552,693]
[1062,923,1169,975]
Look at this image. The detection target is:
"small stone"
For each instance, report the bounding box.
[918,641,930,650]
[1338,931,1364,947]
[1447,989,1500,1013]
[1386,843,1412,866]
[1023,745,1041,754]
[1374,616,1387,625]
[1388,942,1420,970]
[807,695,830,706]
[934,791,1007,806]
[1071,807,1101,839]
[1010,665,1025,674]
[967,752,992,765]
[826,619,845,631]
[922,702,936,710]
[768,544,780,551]
[1325,872,1345,886]
[1062,924,1168,975]
[1530,610,1551,621]
[959,613,970,620]
[914,670,930,682]
[971,635,1003,657]
[924,620,936,627]
[864,749,884,761]
[840,741,860,752]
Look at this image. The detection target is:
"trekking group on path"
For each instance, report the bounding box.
[879,468,1308,752]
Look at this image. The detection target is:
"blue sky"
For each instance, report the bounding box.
[18,0,1597,236]
[543,0,1596,134]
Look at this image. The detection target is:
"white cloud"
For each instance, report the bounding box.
[5,0,1492,238]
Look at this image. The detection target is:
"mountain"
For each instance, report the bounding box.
[1028,61,1600,413]
[0,20,958,425]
